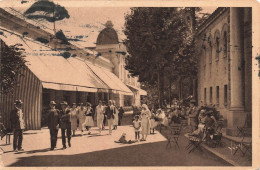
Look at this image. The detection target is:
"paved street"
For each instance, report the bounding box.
[0,112,230,167]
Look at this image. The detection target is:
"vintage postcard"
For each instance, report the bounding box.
[0,0,259,169]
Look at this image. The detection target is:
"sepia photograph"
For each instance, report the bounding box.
[0,0,259,168]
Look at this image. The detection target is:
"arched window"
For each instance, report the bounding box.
[223,31,228,57]
[214,30,220,61]
[216,36,220,61]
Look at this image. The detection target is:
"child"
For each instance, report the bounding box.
[133,115,141,142]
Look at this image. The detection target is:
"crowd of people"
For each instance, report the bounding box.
[9,99,125,152]
[9,97,221,152]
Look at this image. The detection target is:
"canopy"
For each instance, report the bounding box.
[0,29,108,92]
[87,63,133,95]
[127,84,147,96]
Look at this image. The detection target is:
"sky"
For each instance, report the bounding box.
[11,6,217,47]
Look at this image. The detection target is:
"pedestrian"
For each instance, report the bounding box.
[187,99,199,133]
[70,103,78,136]
[104,100,115,135]
[150,111,158,134]
[59,101,71,149]
[133,115,141,142]
[140,104,151,141]
[47,101,60,150]
[82,102,94,135]
[77,103,86,135]
[95,100,104,134]
[10,99,25,152]
[118,106,124,126]
[113,100,119,130]
[102,101,107,130]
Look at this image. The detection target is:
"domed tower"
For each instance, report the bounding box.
[96,21,124,78]
[96,21,119,45]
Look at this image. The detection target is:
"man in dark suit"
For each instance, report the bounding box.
[59,101,71,149]
[47,101,60,150]
[10,100,25,152]
[104,100,115,135]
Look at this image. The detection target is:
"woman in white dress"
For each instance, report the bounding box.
[82,103,94,135]
[77,103,86,135]
[140,104,151,141]
[113,100,119,130]
[70,103,78,136]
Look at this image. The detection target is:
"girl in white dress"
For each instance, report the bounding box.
[82,103,94,135]
[133,115,141,141]
[77,103,86,135]
[70,103,78,136]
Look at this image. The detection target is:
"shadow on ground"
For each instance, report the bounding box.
[8,138,231,167]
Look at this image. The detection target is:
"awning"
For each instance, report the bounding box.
[139,88,147,96]
[127,84,147,96]
[87,63,133,96]
[0,29,109,92]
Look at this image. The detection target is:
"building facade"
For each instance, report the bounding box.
[196,7,252,136]
[0,8,146,130]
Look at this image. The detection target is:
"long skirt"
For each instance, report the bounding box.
[141,118,150,135]
[82,116,94,127]
[70,117,78,130]
[78,117,86,130]
[150,119,159,129]
[113,113,119,126]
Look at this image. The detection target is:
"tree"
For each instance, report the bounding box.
[0,40,27,94]
[124,8,191,107]
[24,0,70,35]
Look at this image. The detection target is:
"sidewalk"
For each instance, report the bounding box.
[0,125,166,166]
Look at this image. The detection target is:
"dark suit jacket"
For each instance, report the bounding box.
[10,108,23,129]
[48,109,60,129]
[59,108,71,129]
[105,106,115,119]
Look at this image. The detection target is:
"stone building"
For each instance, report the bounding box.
[196,7,252,136]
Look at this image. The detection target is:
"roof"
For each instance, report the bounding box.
[0,28,132,94]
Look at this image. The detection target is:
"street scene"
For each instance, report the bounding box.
[0,1,253,168]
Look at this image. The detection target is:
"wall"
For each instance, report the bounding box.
[197,8,230,119]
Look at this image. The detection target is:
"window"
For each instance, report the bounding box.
[210,87,213,104]
[224,85,228,106]
[223,31,227,58]
[216,37,219,61]
[203,48,206,67]
[209,46,212,64]
[204,88,207,104]
[216,86,219,105]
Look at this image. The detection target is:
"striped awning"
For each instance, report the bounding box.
[87,63,133,96]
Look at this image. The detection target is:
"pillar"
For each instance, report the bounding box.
[227,8,246,136]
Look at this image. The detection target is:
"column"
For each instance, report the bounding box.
[230,7,244,110]
[227,8,246,136]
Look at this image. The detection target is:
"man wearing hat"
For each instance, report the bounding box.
[10,100,25,152]
[47,101,60,150]
[187,99,199,133]
[59,101,71,149]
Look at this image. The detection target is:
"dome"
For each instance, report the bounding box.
[96,21,119,45]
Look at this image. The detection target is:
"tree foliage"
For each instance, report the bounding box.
[0,41,27,94]
[24,0,70,23]
[124,8,191,84]
[124,7,199,106]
